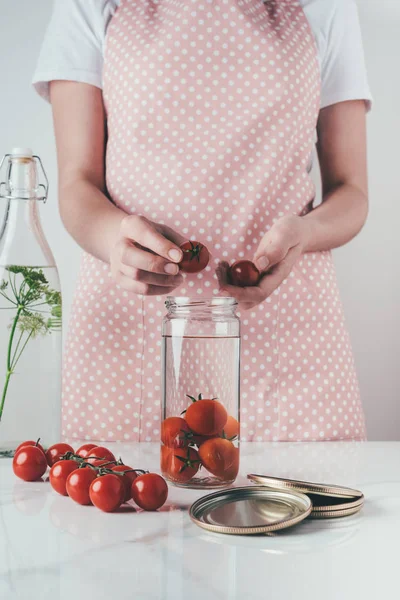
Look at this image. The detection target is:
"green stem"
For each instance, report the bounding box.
[0,291,17,306]
[12,330,33,371]
[10,330,24,367]
[0,306,22,421]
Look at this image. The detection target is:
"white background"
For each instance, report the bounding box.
[0,0,398,440]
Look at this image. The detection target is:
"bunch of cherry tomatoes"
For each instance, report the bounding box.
[12,439,168,513]
[161,394,240,484]
[179,240,260,286]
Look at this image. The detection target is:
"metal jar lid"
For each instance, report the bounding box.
[247,474,364,519]
[189,485,312,535]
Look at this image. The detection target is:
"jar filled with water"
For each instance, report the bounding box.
[161,297,240,488]
[0,149,62,455]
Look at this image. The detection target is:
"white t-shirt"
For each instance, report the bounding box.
[33,0,373,111]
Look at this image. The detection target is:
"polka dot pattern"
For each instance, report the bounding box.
[61,0,366,442]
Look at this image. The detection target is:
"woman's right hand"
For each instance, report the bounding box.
[110,215,185,296]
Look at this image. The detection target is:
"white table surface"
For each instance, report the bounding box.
[0,441,398,600]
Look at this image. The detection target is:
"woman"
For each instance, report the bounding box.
[33,0,372,443]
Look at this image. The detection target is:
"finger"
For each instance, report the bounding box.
[157,223,188,248]
[115,272,179,296]
[120,262,183,287]
[254,231,291,272]
[258,245,302,298]
[122,215,183,263]
[215,261,231,288]
[119,240,181,275]
[218,282,264,305]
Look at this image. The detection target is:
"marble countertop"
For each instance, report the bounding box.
[0,441,398,600]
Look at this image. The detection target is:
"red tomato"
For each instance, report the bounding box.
[66,468,97,505]
[198,438,239,480]
[185,398,228,436]
[131,473,168,511]
[160,445,172,473]
[161,417,191,448]
[110,465,138,502]
[49,460,79,496]
[86,446,116,465]
[76,443,97,458]
[220,415,240,440]
[89,474,124,513]
[15,439,45,455]
[189,433,218,447]
[163,447,201,483]
[13,446,47,482]
[228,260,260,287]
[179,241,210,273]
[45,443,75,467]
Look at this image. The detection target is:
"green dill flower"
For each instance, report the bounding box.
[0,280,8,291]
[46,290,62,306]
[16,312,49,338]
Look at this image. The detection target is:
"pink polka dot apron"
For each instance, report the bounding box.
[63,0,367,442]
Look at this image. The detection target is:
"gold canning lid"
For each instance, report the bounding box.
[247,474,364,519]
[189,486,312,535]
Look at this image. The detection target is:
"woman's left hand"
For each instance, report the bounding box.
[216,215,312,310]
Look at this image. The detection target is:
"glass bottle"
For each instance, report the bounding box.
[0,149,62,456]
[161,297,240,488]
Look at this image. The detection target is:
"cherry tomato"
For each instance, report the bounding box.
[86,446,116,465]
[131,473,168,511]
[179,241,210,273]
[45,443,75,467]
[110,465,138,502]
[160,445,172,473]
[228,260,260,287]
[49,460,79,496]
[185,398,228,436]
[13,446,47,481]
[76,443,97,458]
[15,439,45,455]
[222,449,240,481]
[198,438,239,480]
[161,417,191,448]
[189,433,218,447]
[220,415,240,440]
[163,447,201,483]
[89,474,124,513]
[66,468,97,505]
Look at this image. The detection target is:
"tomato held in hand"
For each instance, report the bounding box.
[86,446,116,465]
[66,468,97,505]
[89,474,124,513]
[179,241,210,274]
[15,439,45,455]
[45,443,75,467]
[228,260,260,287]
[49,460,79,496]
[110,465,138,502]
[161,417,191,448]
[163,447,201,483]
[220,415,240,440]
[185,396,228,436]
[199,438,239,480]
[131,473,168,511]
[13,446,48,482]
[76,443,97,459]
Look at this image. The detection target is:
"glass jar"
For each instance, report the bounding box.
[161,297,240,488]
[0,149,62,456]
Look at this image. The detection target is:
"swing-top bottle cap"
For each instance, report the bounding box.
[11,148,34,159]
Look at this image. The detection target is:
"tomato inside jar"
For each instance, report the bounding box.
[161,297,240,488]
